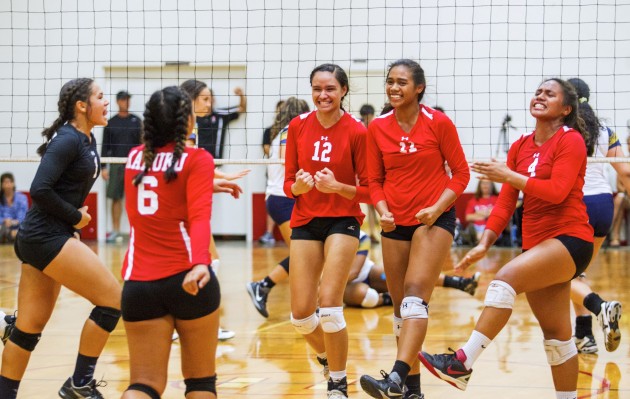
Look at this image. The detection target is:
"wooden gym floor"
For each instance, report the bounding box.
[0,239,628,398]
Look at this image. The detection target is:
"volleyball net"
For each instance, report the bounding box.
[1,0,629,165]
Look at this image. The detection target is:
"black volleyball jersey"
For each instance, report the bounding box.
[20,124,100,240]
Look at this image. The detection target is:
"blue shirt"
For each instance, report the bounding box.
[1,191,28,224]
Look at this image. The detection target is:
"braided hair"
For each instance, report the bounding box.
[133,86,192,186]
[269,97,310,143]
[38,78,94,156]
[542,78,589,146]
[568,78,601,157]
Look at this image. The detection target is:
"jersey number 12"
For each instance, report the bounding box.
[312,141,332,162]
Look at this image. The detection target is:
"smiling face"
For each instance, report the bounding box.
[530,80,572,122]
[311,71,347,114]
[386,65,425,109]
[84,83,109,126]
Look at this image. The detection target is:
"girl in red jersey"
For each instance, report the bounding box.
[284,64,369,399]
[419,79,594,399]
[121,86,220,399]
[359,59,470,399]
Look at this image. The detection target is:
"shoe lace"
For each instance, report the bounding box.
[379,370,390,380]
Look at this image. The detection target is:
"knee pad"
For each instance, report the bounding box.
[361,288,380,308]
[9,326,41,352]
[184,375,217,395]
[484,280,516,309]
[127,383,161,399]
[393,315,403,337]
[89,306,122,333]
[291,312,319,335]
[544,339,577,366]
[319,307,346,333]
[279,256,290,273]
[400,296,428,320]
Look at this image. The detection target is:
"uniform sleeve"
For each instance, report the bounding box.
[523,132,586,204]
[352,125,370,203]
[283,118,300,199]
[30,134,83,225]
[437,115,470,196]
[607,127,621,151]
[216,107,241,123]
[186,151,215,265]
[262,128,271,146]
[367,123,387,205]
[485,142,519,235]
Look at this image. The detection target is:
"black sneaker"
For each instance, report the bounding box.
[360,370,404,398]
[58,377,106,399]
[404,393,424,399]
[460,272,481,296]
[382,292,393,307]
[327,376,348,399]
[0,311,16,345]
[418,349,472,391]
[246,281,270,318]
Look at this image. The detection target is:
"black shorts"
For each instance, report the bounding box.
[14,232,71,271]
[266,195,295,225]
[556,235,594,279]
[381,207,456,241]
[291,217,360,242]
[121,267,221,322]
[106,164,125,200]
[584,193,613,237]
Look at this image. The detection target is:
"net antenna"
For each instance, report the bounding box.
[496,114,519,158]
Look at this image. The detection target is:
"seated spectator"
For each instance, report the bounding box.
[464,179,499,245]
[0,172,28,243]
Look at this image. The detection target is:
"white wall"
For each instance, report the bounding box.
[1,0,629,239]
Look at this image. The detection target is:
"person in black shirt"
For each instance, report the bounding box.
[0,78,122,399]
[180,79,247,159]
[101,90,142,243]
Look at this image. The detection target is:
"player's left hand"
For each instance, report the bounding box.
[214,179,243,199]
[471,160,511,183]
[182,264,211,296]
[415,205,443,226]
[233,87,244,96]
[314,168,339,194]
[224,168,251,181]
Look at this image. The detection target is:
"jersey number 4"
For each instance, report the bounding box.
[312,141,332,162]
[527,154,539,177]
[138,176,158,215]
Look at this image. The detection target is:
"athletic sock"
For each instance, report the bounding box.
[574,315,593,339]
[329,369,346,382]
[72,353,98,387]
[583,293,605,316]
[556,391,577,399]
[405,373,421,395]
[461,330,491,369]
[0,376,20,399]
[443,275,462,289]
[261,276,276,289]
[391,360,411,386]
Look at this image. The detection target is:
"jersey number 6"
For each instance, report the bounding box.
[138,176,159,215]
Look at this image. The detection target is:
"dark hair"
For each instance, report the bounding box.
[474,179,498,200]
[1,172,15,205]
[568,78,601,156]
[387,59,426,103]
[38,78,94,156]
[360,104,375,116]
[133,86,192,186]
[309,63,349,110]
[380,102,393,115]
[180,79,211,101]
[269,97,310,143]
[541,78,588,145]
[433,105,445,113]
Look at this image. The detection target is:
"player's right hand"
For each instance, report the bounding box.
[182,264,211,296]
[380,211,396,233]
[73,206,91,229]
[292,169,314,196]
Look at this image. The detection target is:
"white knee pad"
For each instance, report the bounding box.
[361,288,380,308]
[290,312,319,335]
[319,307,346,333]
[484,280,516,309]
[400,296,428,320]
[544,339,577,366]
[393,315,403,337]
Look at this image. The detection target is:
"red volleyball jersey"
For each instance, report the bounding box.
[283,111,369,228]
[485,126,594,249]
[367,105,470,226]
[122,143,215,281]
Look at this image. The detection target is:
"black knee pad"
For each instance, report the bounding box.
[89,306,121,333]
[127,383,161,399]
[279,256,290,273]
[184,375,217,395]
[9,327,41,352]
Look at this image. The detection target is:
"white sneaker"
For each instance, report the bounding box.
[218,327,235,341]
[598,301,622,352]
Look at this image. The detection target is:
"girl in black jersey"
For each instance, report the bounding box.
[0,78,122,399]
